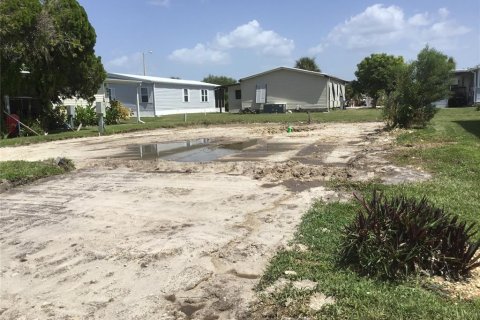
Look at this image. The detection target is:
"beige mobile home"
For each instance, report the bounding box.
[228,67,348,113]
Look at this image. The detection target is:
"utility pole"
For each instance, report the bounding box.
[142,51,153,76]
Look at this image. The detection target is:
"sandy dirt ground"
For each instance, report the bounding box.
[0,123,430,319]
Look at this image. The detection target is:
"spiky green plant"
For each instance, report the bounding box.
[339,191,480,280]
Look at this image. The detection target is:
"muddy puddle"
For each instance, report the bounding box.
[110,138,307,162]
[117,139,261,162]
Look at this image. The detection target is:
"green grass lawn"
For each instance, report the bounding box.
[255,107,480,319]
[0,108,381,148]
[0,158,74,186]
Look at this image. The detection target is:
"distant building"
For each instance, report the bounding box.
[449,65,480,107]
[227,67,348,113]
[105,73,219,116]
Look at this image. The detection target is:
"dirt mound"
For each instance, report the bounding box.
[250,160,349,182]
[251,125,317,135]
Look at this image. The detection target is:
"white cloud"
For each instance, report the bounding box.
[215,20,294,57]
[438,7,449,19]
[408,13,430,26]
[309,43,327,55]
[310,4,470,52]
[168,20,294,65]
[108,55,129,67]
[107,52,142,68]
[148,0,170,7]
[428,21,470,38]
[168,44,229,64]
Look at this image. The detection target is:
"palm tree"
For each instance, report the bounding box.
[294,57,321,72]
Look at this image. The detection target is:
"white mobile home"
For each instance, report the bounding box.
[228,67,348,113]
[106,73,218,116]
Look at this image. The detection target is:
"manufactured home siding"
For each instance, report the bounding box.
[58,91,106,108]
[240,69,329,110]
[60,97,90,107]
[105,82,155,116]
[154,84,216,115]
[227,84,242,113]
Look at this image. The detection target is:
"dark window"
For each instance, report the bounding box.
[201,89,208,102]
[183,89,189,102]
[235,90,241,100]
[141,88,149,103]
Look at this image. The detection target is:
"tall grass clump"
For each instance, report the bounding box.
[339,191,480,280]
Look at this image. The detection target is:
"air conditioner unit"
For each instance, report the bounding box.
[263,104,286,113]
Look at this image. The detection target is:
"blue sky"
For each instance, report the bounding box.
[78,0,480,81]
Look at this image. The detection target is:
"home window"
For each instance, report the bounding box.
[201,89,208,102]
[235,90,241,100]
[183,89,189,102]
[141,87,149,103]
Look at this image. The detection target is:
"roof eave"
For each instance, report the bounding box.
[107,72,219,87]
[239,66,349,83]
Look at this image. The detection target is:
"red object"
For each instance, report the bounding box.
[6,114,19,136]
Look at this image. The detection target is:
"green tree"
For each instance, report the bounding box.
[202,75,237,86]
[384,46,455,128]
[0,0,106,133]
[345,80,363,106]
[294,57,321,72]
[414,46,455,107]
[32,0,106,104]
[0,0,41,98]
[354,53,404,107]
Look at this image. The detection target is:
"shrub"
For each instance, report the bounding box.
[383,46,454,128]
[20,118,45,136]
[74,105,97,126]
[38,105,69,131]
[383,63,438,128]
[105,100,130,125]
[339,191,480,280]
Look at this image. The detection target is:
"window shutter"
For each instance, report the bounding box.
[255,84,267,103]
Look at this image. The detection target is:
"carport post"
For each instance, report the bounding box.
[136,83,141,123]
[96,102,105,135]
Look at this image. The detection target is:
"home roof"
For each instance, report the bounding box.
[107,73,219,87]
[105,78,142,84]
[455,65,480,73]
[239,67,349,83]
